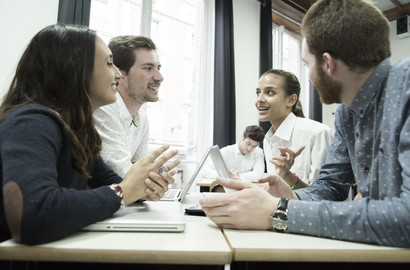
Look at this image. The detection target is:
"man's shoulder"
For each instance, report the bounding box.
[93,98,123,122]
[253,146,264,155]
[220,144,237,152]
[384,57,410,98]
[391,57,410,70]
[94,100,120,114]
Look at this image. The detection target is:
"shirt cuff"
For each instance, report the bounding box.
[288,200,321,236]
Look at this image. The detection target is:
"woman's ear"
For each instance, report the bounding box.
[286,94,298,107]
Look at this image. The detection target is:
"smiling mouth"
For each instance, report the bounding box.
[148,85,160,91]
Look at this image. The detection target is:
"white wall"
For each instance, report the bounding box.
[232,0,261,141]
[0,0,59,99]
[390,20,410,63]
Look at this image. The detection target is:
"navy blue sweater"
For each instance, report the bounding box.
[0,105,122,244]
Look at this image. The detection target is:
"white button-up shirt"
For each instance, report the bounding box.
[264,112,334,184]
[93,92,149,177]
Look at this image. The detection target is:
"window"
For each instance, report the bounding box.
[89,0,214,162]
[272,24,310,116]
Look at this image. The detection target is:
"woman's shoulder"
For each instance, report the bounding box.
[295,117,333,134]
[7,104,62,120]
[1,104,65,132]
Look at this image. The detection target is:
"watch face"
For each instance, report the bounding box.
[276,211,287,220]
[275,220,287,230]
[272,210,288,232]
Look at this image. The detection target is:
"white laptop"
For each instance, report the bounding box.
[82,201,185,232]
[161,145,231,202]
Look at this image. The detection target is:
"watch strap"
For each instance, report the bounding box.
[277,198,289,211]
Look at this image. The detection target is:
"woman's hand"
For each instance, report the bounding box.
[258,173,299,200]
[269,146,305,180]
[119,145,180,205]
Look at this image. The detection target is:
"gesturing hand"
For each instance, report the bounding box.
[269,146,305,179]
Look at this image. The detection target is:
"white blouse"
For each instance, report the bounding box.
[264,112,334,184]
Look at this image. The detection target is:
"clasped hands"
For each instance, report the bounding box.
[119,145,180,205]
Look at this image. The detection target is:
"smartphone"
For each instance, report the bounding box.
[184,205,206,216]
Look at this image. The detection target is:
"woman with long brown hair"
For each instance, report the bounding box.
[0,24,179,245]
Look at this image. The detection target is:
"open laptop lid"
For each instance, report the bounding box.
[82,201,185,232]
[177,145,216,201]
[209,145,230,178]
[209,145,236,193]
[161,145,231,202]
[178,145,231,200]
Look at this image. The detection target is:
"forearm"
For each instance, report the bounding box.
[282,170,308,189]
[14,185,118,245]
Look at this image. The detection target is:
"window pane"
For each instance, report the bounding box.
[89,0,142,44]
[282,31,301,79]
[272,23,309,117]
[147,0,203,152]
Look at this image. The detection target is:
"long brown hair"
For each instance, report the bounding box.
[0,24,101,177]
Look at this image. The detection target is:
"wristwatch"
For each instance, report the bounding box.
[270,198,289,232]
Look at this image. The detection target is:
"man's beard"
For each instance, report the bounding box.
[314,65,343,104]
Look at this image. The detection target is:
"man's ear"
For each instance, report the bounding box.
[322,52,335,76]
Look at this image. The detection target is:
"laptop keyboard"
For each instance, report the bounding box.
[163,189,179,199]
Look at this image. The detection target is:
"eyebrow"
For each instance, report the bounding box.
[143,62,161,67]
[262,86,278,91]
[141,62,160,66]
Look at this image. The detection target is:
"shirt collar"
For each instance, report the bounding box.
[349,59,391,117]
[116,92,139,125]
[235,142,243,155]
[266,112,297,141]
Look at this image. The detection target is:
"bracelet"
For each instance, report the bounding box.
[291,173,299,190]
[109,184,125,210]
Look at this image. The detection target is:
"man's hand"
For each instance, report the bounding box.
[199,178,278,230]
[229,169,240,179]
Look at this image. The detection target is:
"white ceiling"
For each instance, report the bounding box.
[373,0,410,12]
